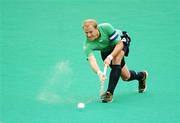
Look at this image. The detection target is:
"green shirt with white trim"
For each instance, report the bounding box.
[83,23,122,57]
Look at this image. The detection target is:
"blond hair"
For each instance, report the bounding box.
[82,19,98,28]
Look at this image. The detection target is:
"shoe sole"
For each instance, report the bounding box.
[102,99,113,103]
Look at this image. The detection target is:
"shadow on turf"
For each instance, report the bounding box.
[112,91,149,104]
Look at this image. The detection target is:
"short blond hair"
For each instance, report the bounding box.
[82,19,98,28]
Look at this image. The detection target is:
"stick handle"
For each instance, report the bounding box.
[100,65,108,96]
[103,65,108,75]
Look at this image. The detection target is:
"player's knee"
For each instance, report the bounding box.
[121,71,131,81]
[121,75,130,81]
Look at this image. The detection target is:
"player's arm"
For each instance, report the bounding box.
[104,40,124,66]
[88,55,101,74]
[88,55,106,81]
[84,43,101,74]
[109,32,130,60]
[110,40,124,58]
[84,43,105,81]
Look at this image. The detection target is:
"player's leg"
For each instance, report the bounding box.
[106,50,124,93]
[120,31,148,93]
[100,50,124,103]
[120,58,130,81]
[120,61,148,93]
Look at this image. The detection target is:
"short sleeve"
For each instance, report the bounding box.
[83,43,94,57]
[101,23,121,44]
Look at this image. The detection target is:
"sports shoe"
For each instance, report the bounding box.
[101,91,113,103]
[138,71,148,93]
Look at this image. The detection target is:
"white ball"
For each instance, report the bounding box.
[77,102,85,109]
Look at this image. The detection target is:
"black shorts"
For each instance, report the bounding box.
[121,31,131,57]
[101,50,126,68]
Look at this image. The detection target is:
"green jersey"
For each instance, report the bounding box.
[83,23,122,57]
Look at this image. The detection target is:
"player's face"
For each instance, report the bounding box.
[84,25,99,41]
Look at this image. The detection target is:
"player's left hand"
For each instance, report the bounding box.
[104,55,113,66]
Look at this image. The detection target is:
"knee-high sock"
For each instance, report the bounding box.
[127,70,144,81]
[107,65,121,95]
